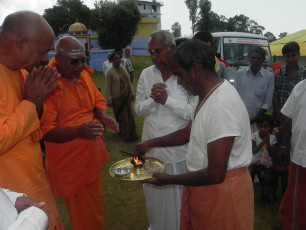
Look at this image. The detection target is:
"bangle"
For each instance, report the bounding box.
[279,146,287,149]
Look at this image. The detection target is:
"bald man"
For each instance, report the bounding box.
[40,36,119,230]
[0,11,64,229]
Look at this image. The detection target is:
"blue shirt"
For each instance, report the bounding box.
[234,66,274,119]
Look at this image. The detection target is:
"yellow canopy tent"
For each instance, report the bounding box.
[270,30,306,56]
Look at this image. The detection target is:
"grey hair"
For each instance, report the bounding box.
[149,30,175,48]
[170,39,216,73]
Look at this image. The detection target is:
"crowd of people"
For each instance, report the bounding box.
[1,9,306,230]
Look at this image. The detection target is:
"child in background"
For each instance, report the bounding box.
[271,115,289,201]
[249,114,277,209]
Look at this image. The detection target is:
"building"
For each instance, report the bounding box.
[132,0,163,56]
[135,0,163,38]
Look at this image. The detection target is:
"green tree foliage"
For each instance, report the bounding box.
[185,0,198,35]
[186,0,266,35]
[171,22,182,37]
[196,0,212,31]
[264,32,277,42]
[43,0,90,37]
[90,0,141,49]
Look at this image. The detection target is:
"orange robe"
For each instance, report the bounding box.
[180,167,254,230]
[0,64,64,230]
[40,59,109,229]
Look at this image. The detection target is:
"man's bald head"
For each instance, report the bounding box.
[0,11,55,71]
[56,36,85,58]
[1,10,54,41]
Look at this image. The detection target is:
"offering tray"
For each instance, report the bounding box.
[109,157,165,181]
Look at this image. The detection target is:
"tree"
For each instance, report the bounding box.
[43,0,91,37]
[90,0,141,49]
[249,20,265,35]
[196,0,212,32]
[210,12,228,32]
[264,32,276,42]
[185,0,198,35]
[171,22,182,37]
[230,14,250,32]
[226,17,236,31]
[279,32,288,39]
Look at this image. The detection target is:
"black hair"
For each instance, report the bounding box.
[170,39,216,73]
[248,46,266,59]
[256,114,273,126]
[111,51,122,60]
[282,41,300,55]
[175,37,188,47]
[192,30,214,47]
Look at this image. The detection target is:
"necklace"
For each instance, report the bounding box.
[194,81,223,118]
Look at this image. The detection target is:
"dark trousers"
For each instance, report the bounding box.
[249,163,273,204]
[271,168,288,200]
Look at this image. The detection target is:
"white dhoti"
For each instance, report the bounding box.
[144,160,186,230]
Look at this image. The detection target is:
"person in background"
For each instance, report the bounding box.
[0,11,64,230]
[134,39,253,230]
[250,114,276,209]
[273,41,306,123]
[102,52,113,75]
[175,37,188,47]
[114,48,135,84]
[134,30,196,230]
[192,30,228,80]
[106,51,138,142]
[0,188,49,230]
[278,79,306,230]
[234,46,274,132]
[271,114,289,200]
[41,36,119,230]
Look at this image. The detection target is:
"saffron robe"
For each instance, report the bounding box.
[0,64,64,230]
[41,59,109,198]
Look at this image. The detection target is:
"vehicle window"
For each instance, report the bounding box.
[223,37,271,66]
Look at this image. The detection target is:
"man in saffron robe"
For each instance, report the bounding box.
[0,11,64,230]
[40,36,119,230]
[134,40,254,230]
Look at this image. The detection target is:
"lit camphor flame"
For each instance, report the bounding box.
[133,157,142,165]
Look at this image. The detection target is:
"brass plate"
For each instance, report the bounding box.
[109,157,165,181]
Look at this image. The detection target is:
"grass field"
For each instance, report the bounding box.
[56,56,283,230]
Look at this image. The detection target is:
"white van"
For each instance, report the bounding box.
[212,32,272,83]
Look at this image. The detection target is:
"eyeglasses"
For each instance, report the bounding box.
[60,55,87,65]
[67,57,87,65]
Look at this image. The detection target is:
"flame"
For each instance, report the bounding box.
[133,156,142,165]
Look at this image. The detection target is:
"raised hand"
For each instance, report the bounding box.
[150,83,168,104]
[24,65,60,107]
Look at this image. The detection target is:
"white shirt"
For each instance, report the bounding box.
[251,132,277,167]
[281,79,306,167]
[102,61,112,75]
[0,189,49,230]
[234,66,274,119]
[187,81,252,171]
[135,65,196,163]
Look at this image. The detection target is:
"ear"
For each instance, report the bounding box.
[191,62,202,76]
[15,36,28,52]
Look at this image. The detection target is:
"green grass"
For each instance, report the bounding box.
[56,56,282,230]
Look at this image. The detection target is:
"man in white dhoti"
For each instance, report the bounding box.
[134,30,195,230]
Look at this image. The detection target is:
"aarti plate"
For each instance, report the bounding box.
[109,157,165,181]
